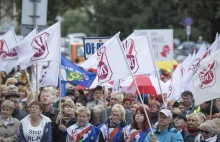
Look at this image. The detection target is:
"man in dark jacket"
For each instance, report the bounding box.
[5,93,27,120]
[39,90,59,142]
[173,113,194,141]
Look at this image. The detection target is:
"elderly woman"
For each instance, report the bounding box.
[0,100,20,142]
[19,101,52,142]
[99,104,127,142]
[194,120,220,142]
[54,100,76,142]
[124,106,152,142]
[187,113,202,138]
[66,106,99,142]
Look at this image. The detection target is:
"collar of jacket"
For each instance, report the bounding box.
[0,115,15,126]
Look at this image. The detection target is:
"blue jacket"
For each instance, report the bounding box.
[18,114,52,142]
[144,125,183,142]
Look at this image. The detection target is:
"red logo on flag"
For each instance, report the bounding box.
[160,45,170,57]
[31,32,50,60]
[199,60,217,89]
[0,40,17,60]
[123,39,139,73]
[97,46,113,82]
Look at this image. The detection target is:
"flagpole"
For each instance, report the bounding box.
[146,34,166,108]
[117,34,154,134]
[103,86,108,122]
[58,21,62,124]
[36,63,39,97]
[209,100,213,119]
[25,69,34,99]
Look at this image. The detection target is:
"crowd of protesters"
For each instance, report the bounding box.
[0,69,220,142]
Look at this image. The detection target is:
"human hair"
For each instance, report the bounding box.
[0,85,8,96]
[23,99,35,112]
[187,113,201,128]
[122,98,132,105]
[30,101,43,110]
[131,101,141,106]
[111,104,126,121]
[200,120,219,135]
[111,91,124,102]
[39,90,53,99]
[149,100,161,110]
[7,85,18,92]
[173,101,184,108]
[201,105,219,116]
[5,77,18,86]
[77,106,91,118]
[18,86,29,98]
[181,91,193,98]
[1,100,15,112]
[63,99,74,109]
[131,106,152,131]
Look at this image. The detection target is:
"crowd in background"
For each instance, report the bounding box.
[0,69,220,142]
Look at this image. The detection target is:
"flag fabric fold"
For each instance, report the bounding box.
[193,50,220,105]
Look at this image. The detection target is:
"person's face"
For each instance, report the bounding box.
[123,101,131,110]
[93,90,103,100]
[19,91,26,99]
[135,111,145,124]
[167,102,174,109]
[25,102,33,113]
[158,113,170,127]
[111,111,122,123]
[1,107,12,119]
[7,97,19,108]
[75,103,82,112]
[74,91,80,97]
[1,88,7,94]
[216,98,220,109]
[30,105,42,117]
[130,94,137,101]
[7,82,16,86]
[149,104,159,113]
[200,129,214,140]
[182,95,193,107]
[110,94,122,107]
[40,92,52,105]
[77,112,89,127]
[131,104,139,114]
[63,105,74,116]
[187,116,198,128]
[178,104,185,113]
[173,116,185,128]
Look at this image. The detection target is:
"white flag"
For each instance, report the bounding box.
[81,33,131,83]
[180,54,192,79]
[0,29,18,61]
[208,38,220,55]
[181,43,208,91]
[193,50,220,105]
[122,35,156,75]
[15,22,61,69]
[39,61,59,87]
[31,63,43,91]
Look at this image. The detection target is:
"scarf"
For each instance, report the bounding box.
[194,134,217,142]
[109,119,123,128]
[187,127,200,136]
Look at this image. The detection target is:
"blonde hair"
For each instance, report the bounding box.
[111,104,126,121]
[188,113,202,128]
[5,77,17,86]
[200,120,218,135]
[77,106,91,118]
[1,100,15,112]
[63,100,74,108]
[0,85,8,96]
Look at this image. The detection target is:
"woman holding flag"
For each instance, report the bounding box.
[124,106,152,142]
[98,104,127,142]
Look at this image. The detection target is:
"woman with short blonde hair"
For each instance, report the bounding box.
[5,77,17,86]
[0,100,20,142]
[99,104,126,142]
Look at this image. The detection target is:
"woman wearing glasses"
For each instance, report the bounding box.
[194,120,220,142]
[19,101,52,142]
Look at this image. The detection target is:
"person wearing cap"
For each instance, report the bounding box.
[7,85,18,94]
[86,85,104,109]
[144,109,183,142]
[173,113,194,141]
[194,120,220,142]
[5,93,27,121]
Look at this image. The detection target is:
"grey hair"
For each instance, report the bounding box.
[111,91,124,102]
[1,100,15,112]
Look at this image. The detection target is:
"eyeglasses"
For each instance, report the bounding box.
[200,130,209,134]
[30,106,40,110]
